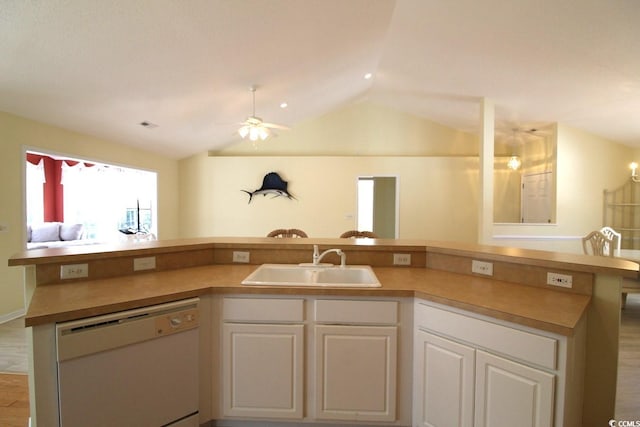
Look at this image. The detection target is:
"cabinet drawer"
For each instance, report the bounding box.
[315,299,398,324]
[415,302,558,370]
[223,297,304,322]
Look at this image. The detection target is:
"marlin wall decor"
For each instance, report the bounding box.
[242,172,295,204]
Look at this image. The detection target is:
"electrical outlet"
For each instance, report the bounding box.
[547,272,573,288]
[393,253,411,266]
[60,263,89,279]
[471,260,493,276]
[134,256,156,271]
[233,251,250,263]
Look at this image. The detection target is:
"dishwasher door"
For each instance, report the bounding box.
[56,298,200,427]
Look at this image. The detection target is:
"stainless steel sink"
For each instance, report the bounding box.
[241,264,381,288]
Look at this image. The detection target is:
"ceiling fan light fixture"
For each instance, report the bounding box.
[238,125,250,138]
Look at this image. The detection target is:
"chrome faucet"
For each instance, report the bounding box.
[312,245,346,267]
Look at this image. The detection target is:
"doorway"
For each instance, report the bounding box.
[521,171,553,223]
[357,176,398,238]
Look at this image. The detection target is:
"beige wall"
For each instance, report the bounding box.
[0,112,180,318]
[212,102,478,156]
[491,124,634,253]
[181,103,479,241]
[179,154,478,240]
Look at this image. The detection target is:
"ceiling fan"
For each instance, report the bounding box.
[238,86,289,141]
[494,122,554,144]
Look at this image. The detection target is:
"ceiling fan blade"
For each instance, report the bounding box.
[262,122,290,130]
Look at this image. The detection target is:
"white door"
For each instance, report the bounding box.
[521,171,553,223]
[314,324,397,422]
[413,330,475,427]
[475,350,554,427]
[222,323,304,419]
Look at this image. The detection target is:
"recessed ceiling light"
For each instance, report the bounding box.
[364,73,373,80]
[280,102,288,109]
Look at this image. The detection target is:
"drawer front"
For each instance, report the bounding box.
[415,302,558,370]
[223,297,304,323]
[315,299,398,325]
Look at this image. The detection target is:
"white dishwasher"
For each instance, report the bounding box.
[56,298,200,427]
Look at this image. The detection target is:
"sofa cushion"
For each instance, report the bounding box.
[30,222,61,242]
[60,223,84,241]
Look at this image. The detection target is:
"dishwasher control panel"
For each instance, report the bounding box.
[155,307,199,336]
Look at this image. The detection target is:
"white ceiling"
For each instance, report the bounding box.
[1,0,639,159]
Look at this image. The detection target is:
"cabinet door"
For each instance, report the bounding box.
[222,323,304,419]
[314,324,397,422]
[475,350,554,427]
[413,330,475,427]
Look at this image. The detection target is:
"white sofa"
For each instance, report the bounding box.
[27,222,95,249]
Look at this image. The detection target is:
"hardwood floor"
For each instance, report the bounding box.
[0,317,27,374]
[0,317,29,427]
[0,295,638,425]
[0,373,29,427]
[616,293,640,420]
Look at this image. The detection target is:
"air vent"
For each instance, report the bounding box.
[139,121,158,129]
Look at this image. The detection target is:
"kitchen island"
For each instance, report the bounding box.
[9,237,638,427]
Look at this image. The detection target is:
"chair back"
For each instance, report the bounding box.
[599,226,622,251]
[340,230,379,238]
[582,230,617,257]
[267,228,308,238]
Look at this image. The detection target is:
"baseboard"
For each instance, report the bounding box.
[0,308,26,324]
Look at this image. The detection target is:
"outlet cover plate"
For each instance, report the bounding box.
[547,272,573,288]
[393,253,411,266]
[471,260,493,276]
[134,256,156,271]
[233,251,250,263]
[60,263,89,279]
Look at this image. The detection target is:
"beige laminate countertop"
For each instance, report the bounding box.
[25,264,590,336]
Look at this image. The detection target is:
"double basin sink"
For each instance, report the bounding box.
[242,264,381,288]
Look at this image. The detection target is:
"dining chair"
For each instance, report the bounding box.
[267,228,308,238]
[599,226,622,252]
[581,230,617,257]
[340,230,379,238]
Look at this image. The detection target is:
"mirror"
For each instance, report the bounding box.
[357,176,398,238]
[493,125,557,223]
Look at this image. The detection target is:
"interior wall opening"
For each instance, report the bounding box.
[24,149,158,248]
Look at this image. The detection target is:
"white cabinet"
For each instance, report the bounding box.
[413,300,576,427]
[314,324,397,422]
[221,298,304,419]
[475,350,554,427]
[414,330,475,427]
[220,296,402,423]
[313,299,399,422]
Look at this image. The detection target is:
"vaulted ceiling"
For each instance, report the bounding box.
[1,0,639,159]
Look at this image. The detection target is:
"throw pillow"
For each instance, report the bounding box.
[60,223,85,241]
[31,222,61,242]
